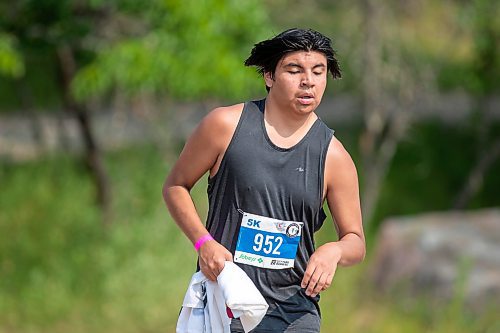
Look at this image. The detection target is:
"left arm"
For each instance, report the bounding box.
[301,137,366,297]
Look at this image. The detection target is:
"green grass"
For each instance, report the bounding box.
[0,146,202,332]
[1,128,499,332]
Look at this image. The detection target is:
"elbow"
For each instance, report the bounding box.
[346,242,365,267]
[162,182,169,203]
[162,175,175,207]
[162,175,190,208]
[337,233,366,267]
[162,179,178,221]
[359,243,367,263]
[348,233,366,265]
[357,232,367,263]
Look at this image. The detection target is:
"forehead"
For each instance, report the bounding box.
[278,50,327,67]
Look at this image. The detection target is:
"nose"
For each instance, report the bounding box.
[300,72,314,88]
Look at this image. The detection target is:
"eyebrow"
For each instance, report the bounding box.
[284,62,326,70]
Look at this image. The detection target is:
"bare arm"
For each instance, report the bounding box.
[302,136,366,296]
[162,104,243,281]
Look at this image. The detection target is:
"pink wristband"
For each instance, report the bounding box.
[194,234,214,251]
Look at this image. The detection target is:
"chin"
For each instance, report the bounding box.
[295,102,317,113]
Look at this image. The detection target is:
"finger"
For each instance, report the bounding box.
[321,273,334,291]
[215,265,223,277]
[209,258,226,277]
[305,270,322,297]
[206,272,217,281]
[301,263,317,289]
[216,258,227,274]
[200,266,217,281]
[207,267,218,281]
[200,258,218,280]
[311,273,328,297]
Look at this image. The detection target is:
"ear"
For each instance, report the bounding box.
[264,71,274,89]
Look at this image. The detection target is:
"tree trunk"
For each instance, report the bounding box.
[359,0,414,228]
[56,44,112,225]
[360,0,385,228]
[16,80,46,156]
[454,137,500,209]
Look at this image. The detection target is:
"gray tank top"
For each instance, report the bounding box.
[205,99,334,332]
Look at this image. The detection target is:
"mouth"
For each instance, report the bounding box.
[297,93,315,105]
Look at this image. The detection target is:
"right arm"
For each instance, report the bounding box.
[162,104,243,281]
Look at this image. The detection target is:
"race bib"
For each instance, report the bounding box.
[234,211,303,269]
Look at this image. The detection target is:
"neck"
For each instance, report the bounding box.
[264,94,317,138]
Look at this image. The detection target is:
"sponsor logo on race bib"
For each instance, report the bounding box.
[286,223,301,238]
[270,259,290,267]
[238,253,264,265]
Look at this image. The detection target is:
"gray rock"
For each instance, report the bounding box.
[371,208,500,310]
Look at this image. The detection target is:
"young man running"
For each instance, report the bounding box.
[163,28,365,332]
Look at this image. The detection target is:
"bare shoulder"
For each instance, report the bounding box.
[191,103,245,167]
[167,103,245,187]
[325,135,358,187]
[201,103,245,134]
[326,136,355,166]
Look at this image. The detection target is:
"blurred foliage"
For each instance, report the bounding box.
[369,121,500,230]
[0,0,271,110]
[73,0,270,101]
[265,0,500,95]
[0,32,24,78]
[439,0,500,94]
[1,139,499,332]
[1,0,499,109]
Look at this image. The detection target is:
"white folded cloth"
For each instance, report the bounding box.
[176,261,268,333]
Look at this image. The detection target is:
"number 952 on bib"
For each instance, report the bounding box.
[234,212,303,269]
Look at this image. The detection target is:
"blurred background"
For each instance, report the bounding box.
[0,0,499,332]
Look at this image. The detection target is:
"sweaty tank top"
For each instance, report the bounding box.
[205,99,334,332]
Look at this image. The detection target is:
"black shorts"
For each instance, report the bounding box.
[230,312,321,333]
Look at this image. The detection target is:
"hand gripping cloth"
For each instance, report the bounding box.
[176,261,268,333]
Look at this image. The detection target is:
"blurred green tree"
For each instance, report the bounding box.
[0,0,271,224]
[1,0,115,222]
[72,0,269,100]
[453,0,500,208]
[0,32,24,78]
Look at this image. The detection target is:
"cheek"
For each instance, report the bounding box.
[275,78,297,94]
[315,75,327,86]
[316,79,327,93]
[284,77,301,89]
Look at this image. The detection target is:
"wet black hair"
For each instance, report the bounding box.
[244,28,342,91]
